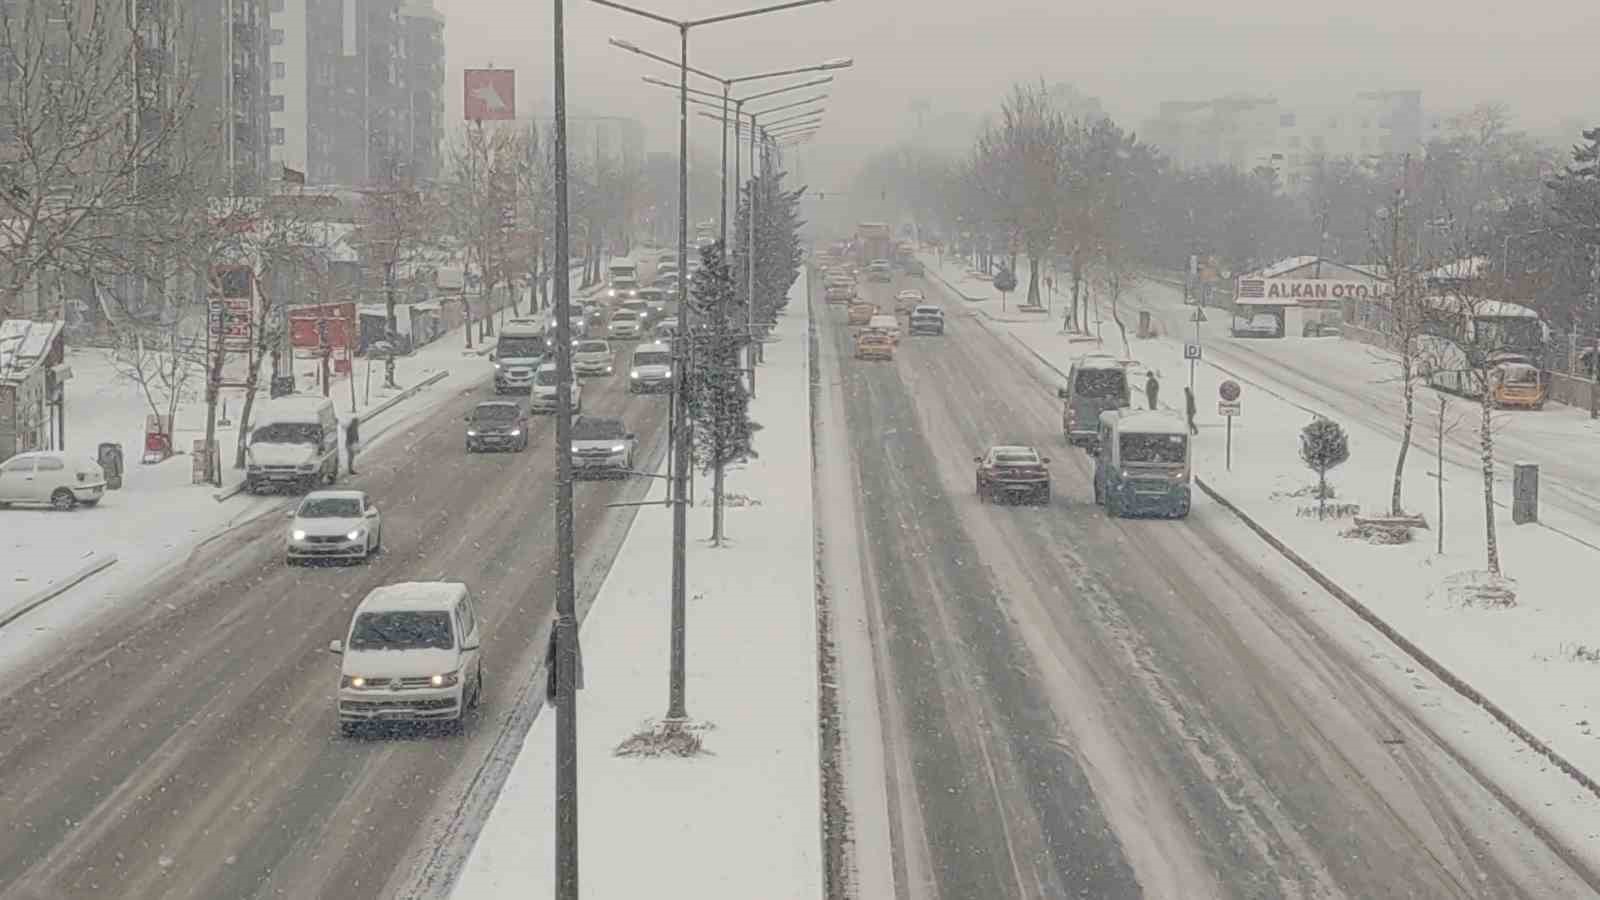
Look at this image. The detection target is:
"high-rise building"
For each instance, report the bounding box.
[269,0,445,187]
[191,0,272,194]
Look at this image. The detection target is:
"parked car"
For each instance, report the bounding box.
[570,415,637,478]
[974,445,1052,505]
[244,396,341,493]
[1231,313,1281,338]
[0,451,107,510]
[572,339,616,377]
[465,400,530,452]
[329,582,484,735]
[286,489,382,564]
[531,362,582,414]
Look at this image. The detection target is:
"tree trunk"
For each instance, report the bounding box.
[203,346,224,487]
[483,276,497,338]
[463,292,474,350]
[1391,353,1413,515]
[384,260,399,389]
[235,286,276,470]
[1437,397,1447,554]
[1480,391,1501,576]
[1026,255,1040,306]
[1070,263,1083,333]
[1318,468,1328,518]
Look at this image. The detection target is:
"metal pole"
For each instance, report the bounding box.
[668,22,691,722]
[1226,417,1232,472]
[719,83,730,250]
[746,121,759,396]
[552,1,580,896]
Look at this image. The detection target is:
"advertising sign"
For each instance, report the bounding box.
[209,265,256,388]
[1235,277,1392,304]
[464,69,516,121]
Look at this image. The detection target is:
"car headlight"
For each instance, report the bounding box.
[342,675,367,689]
[509,428,522,436]
[347,529,364,541]
[571,443,581,453]
[630,369,640,379]
[610,443,627,453]
[430,671,460,687]
[494,362,503,370]
[664,369,673,378]
[292,529,307,541]
[467,429,478,436]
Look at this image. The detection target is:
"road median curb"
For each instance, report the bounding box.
[1,554,118,629]
[1194,475,1600,804]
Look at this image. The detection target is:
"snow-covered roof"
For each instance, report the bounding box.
[358,581,468,614]
[1422,295,1540,318]
[991,445,1040,458]
[1104,409,1189,435]
[254,396,334,427]
[0,319,63,385]
[1245,256,1380,281]
[305,489,366,502]
[1427,256,1490,281]
[1075,354,1129,370]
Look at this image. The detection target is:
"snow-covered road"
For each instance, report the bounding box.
[817,264,1600,897]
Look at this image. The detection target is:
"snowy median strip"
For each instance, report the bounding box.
[451,276,820,898]
[1,554,118,630]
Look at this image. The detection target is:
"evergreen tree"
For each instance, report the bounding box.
[1299,416,1351,519]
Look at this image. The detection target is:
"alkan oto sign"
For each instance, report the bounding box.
[1235,277,1392,303]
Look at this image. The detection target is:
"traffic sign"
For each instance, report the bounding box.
[1184,341,1202,360]
[1218,400,1241,417]
[1219,379,1240,401]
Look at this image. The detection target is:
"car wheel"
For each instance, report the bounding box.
[1038,486,1051,506]
[466,442,476,453]
[976,477,986,501]
[340,721,361,739]
[80,499,100,507]
[373,528,383,554]
[1106,490,1122,519]
[50,488,76,511]
[470,666,484,709]
[286,555,299,567]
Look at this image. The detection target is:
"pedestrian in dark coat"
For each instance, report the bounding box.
[345,416,360,476]
[1145,371,1160,411]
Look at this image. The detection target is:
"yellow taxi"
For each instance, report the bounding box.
[855,331,895,361]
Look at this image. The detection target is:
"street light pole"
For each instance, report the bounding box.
[551,0,578,896]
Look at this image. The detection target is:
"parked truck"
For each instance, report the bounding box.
[856,222,893,269]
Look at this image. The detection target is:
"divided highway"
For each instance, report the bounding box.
[816,265,1598,899]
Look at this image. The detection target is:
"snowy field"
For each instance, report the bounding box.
[451,273,820,898]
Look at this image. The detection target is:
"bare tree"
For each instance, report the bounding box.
[103,314,205,461]
[359,162,435,388]
[1369,170,1435,516]
[446,122,522,346]
[973,82,1069,307]
[0,1,206,320]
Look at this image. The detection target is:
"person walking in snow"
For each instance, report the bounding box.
[1145,371,1160,411]
[345,415,360,476]
[1185,385,1198,435]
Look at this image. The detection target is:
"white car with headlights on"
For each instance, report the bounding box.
[572,339,616,377]
[570,415,637,478]
[628,342,673,393]
[329,582,483,735]
[530,361,582,414]
[286,489,381,564]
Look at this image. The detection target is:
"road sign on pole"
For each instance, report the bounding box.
[1184,341,1202,361]
[1217,396,1240,471]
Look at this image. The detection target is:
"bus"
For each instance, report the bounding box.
[1417,296,1550,409]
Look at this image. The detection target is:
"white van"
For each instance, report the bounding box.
[245,396,340,493]
[494,317,547,394]
[330,582,484,735]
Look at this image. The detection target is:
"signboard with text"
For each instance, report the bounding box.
[1235,277,1392,305]
[209,265,256,388]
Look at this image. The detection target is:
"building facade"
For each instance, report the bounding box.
[269,0,445,187]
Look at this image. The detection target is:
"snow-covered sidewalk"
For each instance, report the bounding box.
[451,274,820,898]
[971,294,1600,799]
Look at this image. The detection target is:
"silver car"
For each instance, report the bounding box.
[569,415,637,479]
[286,490,382,564]
[608,310,642,340]
[573,339,616,376]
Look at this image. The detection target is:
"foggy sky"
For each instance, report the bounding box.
[435,0,1596,182]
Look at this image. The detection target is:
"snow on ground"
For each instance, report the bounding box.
[928,243,1600,804]
[451,276,820,899]
[0,292,596,671]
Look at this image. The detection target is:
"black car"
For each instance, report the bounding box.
[466,401,530,452]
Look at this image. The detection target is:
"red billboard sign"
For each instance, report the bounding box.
[464,69,515,121]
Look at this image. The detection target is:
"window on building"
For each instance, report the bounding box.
[269,28,284,45]
[273,61,286,78]
[271,128,285,145]
[269,94,284,111]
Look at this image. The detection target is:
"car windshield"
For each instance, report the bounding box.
[497,337,544,357]
[634,351,669,367]
[473,404,519,421]
[1122,433,1186,464]
[573,418,626,440]
[612,311,637,321]
[298,497,361,517]
[252,422,320,445]
[993,451,1038,465]
[576,341,609,354]
[349,611,453,651]
[1073,368,1125,400]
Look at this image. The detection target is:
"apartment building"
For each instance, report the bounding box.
[268,0,445,187]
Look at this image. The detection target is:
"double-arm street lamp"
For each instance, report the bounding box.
[586,0,834,746]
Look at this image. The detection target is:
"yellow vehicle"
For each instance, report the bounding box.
[847,302,878,326]
[855,331,895,360]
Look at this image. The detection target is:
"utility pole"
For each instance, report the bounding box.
[669,19,691,722]
[551,1,580,896]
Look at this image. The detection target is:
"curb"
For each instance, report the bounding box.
[982,309,1600,803]
[919,256,989,303]
[1,554,118,629]
[1195,475,1600,805]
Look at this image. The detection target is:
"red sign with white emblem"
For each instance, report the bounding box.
[464,69,515,121]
